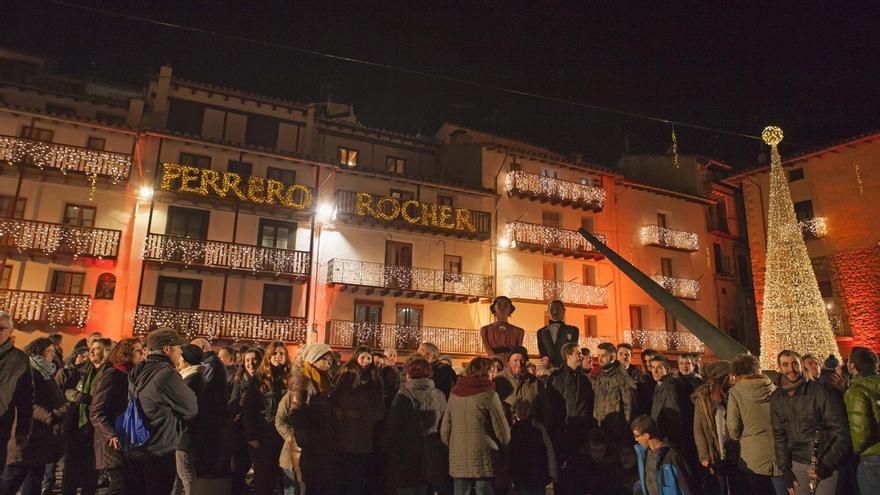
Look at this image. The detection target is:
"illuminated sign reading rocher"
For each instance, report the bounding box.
[160,163,312,209]
[354,192,475,232]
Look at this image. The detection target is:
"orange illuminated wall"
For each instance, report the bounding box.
[831,246,880,352]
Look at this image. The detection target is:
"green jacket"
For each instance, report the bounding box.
[844,374,880,457]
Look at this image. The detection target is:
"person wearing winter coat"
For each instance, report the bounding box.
[632,414,692,495]
[494,346,550,424]
[126,328,199,495]
[89,338,144,494]
[243,341,291,494]
[440,357,511,494]
[288,343,335,495]
[173,345,208,495]
[594,342,636,443]
[45,346,87,495]
[189,338,228,474]
[329,347,386,495]
[0,337,63,495]
[227,346,260,494]
[61,337,111,495]
[844,346,880,493]
[691,360,738,495]
[382,357,448,494]
[771,350,851,495]
[508,398,558,495]
[648,355,694,463]
[726,354,782,494]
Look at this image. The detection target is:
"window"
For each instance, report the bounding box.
[581,216,594,232]
[167,98,205,136]
[62,204,96,227]
[664,310,678,331]
[166,206,210,240]
[583,265,596,286]
[794,200,814,222]
[542,211,561,228]
[584,315,598,337]
[86,137,106,150]
[737,255,751,288]
[179,152,211,169]
[96,112,126,126]
[0,195,26,218]
[51,271,85,294]
[395,304,423,349]
[543,262,559,300]
[156,276,201,309]
[713,243,726,274]
[540,168,559,178]
[385,156,406,174]
[245,115,279,149]
[353,300,383,348]
[660,257,673,277]
[354,301,382,324]
[385,241,413,289]
[657,213,668,228]
[19,126,53,142]
[580,175,601,187]
[444,255,462,274]
[788,168,805,182]
[227,160,253,177]
[437,195,454,207]
[259,219,296,250]
[338,147,358,167]
[46,103,76,117]
[818,280,833,298]
[390,189,414,202]
[629,306,643,329]
[261,284,292,317]
[0,264,12,288]
[267,167,295,184]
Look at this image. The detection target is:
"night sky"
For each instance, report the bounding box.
[4,1,879,167]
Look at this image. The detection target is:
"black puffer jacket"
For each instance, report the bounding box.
[548,365,595,423]
[90,366,129,470]
[770,379,851,474]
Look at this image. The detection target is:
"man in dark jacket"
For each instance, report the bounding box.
[844,347,880,493]
[771,350,851,495]
[191,338,228,474]
[0,311,33,469]
[593,342,636,443]
[128,328,198,495]
[537,300,579,368]
[417,342,457,398]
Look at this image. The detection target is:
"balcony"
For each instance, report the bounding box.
[798,217,827,240]
[0,289,90,327]
[326,319,483,355]
[640,225,699,252]
[503,221,605,259]
[143,234,310,279]
[623,329,704,353]
[828,312,851,337]
[335,190,492,240]
[327,259,493,302]
[505,170,605,212]
[651,275,701,300]
[504,275,608,308]
[523,332,604,356]
[133,305,308,343]
[0,218,121,259]
[0,135,131,181]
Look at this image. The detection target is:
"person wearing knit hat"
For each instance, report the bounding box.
[299,343,332,365]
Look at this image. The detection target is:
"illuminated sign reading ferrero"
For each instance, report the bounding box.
[354,192,475,233]
[159,163,312,209]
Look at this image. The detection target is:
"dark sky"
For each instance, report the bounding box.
[4,1,879,167]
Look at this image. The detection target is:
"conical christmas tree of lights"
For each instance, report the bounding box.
[759,126,839,369]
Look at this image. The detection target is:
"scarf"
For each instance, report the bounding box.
[30,355,57,380]
[302,361,329,395]
[781,374,805,395]
[113,363,130,374]
[451,375,495,397]
[78,363,102,428]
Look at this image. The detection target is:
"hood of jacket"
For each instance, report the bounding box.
[451,375,495,397]
[734,374,774,403]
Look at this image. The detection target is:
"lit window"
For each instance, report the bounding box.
[540,168,559,178]
[338,147,358,167]
[437,195,454,207]
[788,168,805,182]
[385,156,406,174]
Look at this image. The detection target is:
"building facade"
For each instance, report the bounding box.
[0,53,759,361]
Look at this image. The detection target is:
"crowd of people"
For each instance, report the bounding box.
[0,298,878,495]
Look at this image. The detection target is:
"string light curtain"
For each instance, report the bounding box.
[758,126,839,369]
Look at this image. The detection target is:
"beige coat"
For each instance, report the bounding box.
[274,392,301,475]
[440,388,511,478]
[726,375,781,476]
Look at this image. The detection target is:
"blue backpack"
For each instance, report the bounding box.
[114,381,150,450]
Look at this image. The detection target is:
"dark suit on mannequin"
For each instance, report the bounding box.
[537,321,579,367]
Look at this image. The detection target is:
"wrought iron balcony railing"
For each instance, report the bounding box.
[133,305,308,343]
[0,217,121,258]
[504,221,605,259]
[327,259,493,301]
[0,289,90,327]
[143,234,310,278]
[505,170,605,211]
[326,319,483,355]
[505,275,608,307]
[798,217,827,240]
[623,329,704,353]
[651,275,701,300]
[0,135,132,181]
[640,225,699,252]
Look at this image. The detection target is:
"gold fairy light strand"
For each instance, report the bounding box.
[671,125,679,168]
[705,246,712,270]
[758,125,839,370]
[854,160,864,195]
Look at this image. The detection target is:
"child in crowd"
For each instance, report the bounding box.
[560,429,624,494]
[632,414,692,495]
[508,398,557,495]
[618,445,641,495]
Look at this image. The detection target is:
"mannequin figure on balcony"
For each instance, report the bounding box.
[537,300,579,368]
[480,296,525,364]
